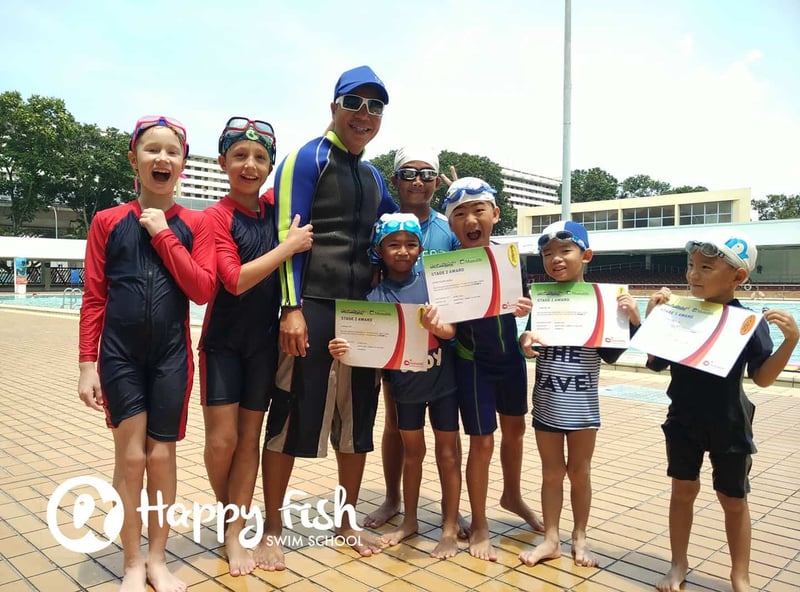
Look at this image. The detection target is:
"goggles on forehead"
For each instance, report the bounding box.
[442,180,496,214]
[130,115,189,157]
[685,241,743,270]
[218,117,276,162]
[368,214,424,263]
[335,94,385,117]
[396,167,438,183]
[538,229,587,251]
[379,219,422,238]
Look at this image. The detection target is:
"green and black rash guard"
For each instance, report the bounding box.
[274,130,397,305]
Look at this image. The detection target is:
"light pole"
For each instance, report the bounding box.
[561,0,572,221]
[49,205,58,239]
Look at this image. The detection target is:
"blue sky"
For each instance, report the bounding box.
[1,0,798,200]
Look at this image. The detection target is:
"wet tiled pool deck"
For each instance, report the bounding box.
[1,308,798,591]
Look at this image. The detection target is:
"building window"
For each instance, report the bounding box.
[678,201,732,225]
[529,214,562,234]
[621,205,675,228]
[574,210,619,231]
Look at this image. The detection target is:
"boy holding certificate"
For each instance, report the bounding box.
[329,212,463,559]
[441,177,544,561]
[518,220,641,568]
[365,146,461,531]
[646,234,798,592]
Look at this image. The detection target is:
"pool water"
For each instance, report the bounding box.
[0,293,207,324]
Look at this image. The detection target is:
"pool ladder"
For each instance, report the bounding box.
[62,287,82,309]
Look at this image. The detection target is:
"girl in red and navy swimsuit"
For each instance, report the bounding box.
[78,116,216,591]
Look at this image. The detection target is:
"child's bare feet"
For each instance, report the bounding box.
[363,499,400,528]
[468,526,497,561]
[499,493,545,532]
[380,518,418,546]
[571,536,599,567]
[120,561,147,592]
[656,562,689,592]
[225,530,255,576]
[338,527,383,557]
[431,523,459,559]
[519,538,561,566]
[254,534,286,571]
[146,558,186,592]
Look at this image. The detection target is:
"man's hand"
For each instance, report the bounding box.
[279,308,309,357]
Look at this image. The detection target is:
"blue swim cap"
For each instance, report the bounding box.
[368,213,423,263]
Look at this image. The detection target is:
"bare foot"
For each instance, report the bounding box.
[656,562,689,592]
[146,559,186,592]
[456,513,471,540]
[571,536,599,567]
[254,534,286,571]
[381,518,418,546]
[468,526,497,561]
[519,538,561,566]
[226,530,256,576]
[363,499,400,528]
[499,493,545,532]
[120,562,146,592]
[338,527,383,557]
[431,530,459,560]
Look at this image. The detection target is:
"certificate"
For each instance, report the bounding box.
[423,244,523,324]
[630,296,762,377]
[530,283,630,347]
[335,300,428,372]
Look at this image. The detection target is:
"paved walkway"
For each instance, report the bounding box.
[0,308,798,591]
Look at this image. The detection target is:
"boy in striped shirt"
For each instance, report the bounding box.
[519,220,640,568]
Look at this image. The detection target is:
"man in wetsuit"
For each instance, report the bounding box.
[254,66,397,570]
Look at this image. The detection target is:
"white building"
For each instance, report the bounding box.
[500,167,560,209]
[176,154,229,210]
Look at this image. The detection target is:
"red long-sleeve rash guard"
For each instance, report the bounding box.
[199,192,281,353]
[79,201,216,363]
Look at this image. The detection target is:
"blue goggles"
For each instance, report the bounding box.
[442,178,497,218]
[368,215,423,263]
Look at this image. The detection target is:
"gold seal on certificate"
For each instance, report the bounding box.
[631,295,762,377]
[334,300,428,371]
[530,282,630,347]
[422,244,523,324]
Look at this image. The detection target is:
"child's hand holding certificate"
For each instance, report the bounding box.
[334,300,428,372]
[423,244,523,324]
[631,295,762,377]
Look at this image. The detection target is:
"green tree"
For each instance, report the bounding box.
[0,91,77,234]
[368,149,516,235]
[59,123,135,236]
[663,185,708,194]
[559,167,619,202]
[752,194,800,220]
[620,174,671,197]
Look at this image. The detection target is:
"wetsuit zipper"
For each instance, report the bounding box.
[349,155,363,299]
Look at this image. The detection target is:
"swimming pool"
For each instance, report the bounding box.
[0,293,207,324]
[2,293,798,365]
